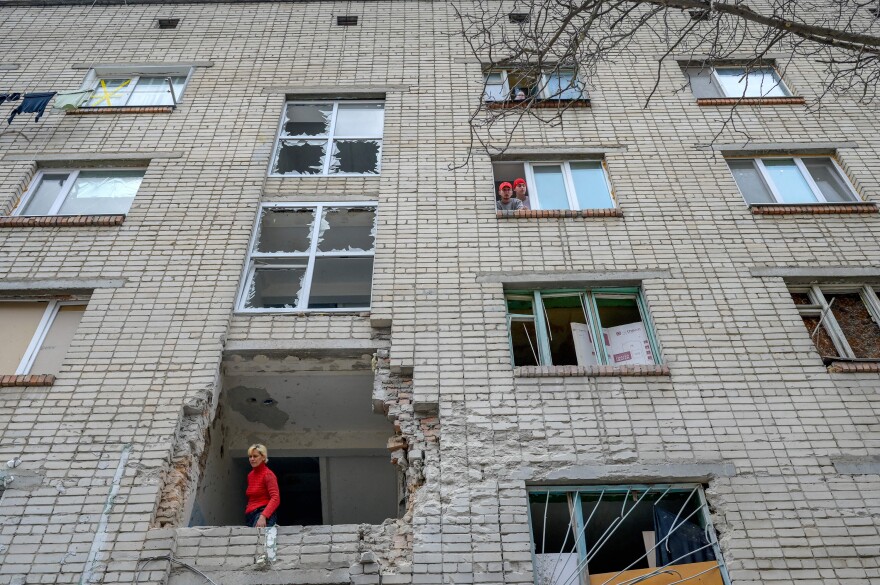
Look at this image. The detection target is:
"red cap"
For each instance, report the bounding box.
[499,182,513,190]
[513,178,526,187]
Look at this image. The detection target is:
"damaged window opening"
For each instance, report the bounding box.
[483,68,587,102]
[506,288,660,367]
[271,100,384,176]
[683,63,791,99]
[528,484,731,585]
[190,362,401,528]
[726,156,860,205]
[790,285,880,362]
[0,300,87,376]
[237,203,376,312]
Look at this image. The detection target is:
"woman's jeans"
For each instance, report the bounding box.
[245,506,278,527]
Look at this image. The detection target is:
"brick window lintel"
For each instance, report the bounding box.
[750,203,877,215]
[0,215,126,228]
[497,208,623,219]
[515,364,670,377]
[0,375,56,387]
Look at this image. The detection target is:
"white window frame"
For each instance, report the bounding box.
[792,285,880,360]
[4,300,87,375]
[269,100,385,177]
[236,201,377,313]
[12,168,146,217]
[522,160,616,210]
[80,65,194,107]
[729,156,860,205]
[483,68,586,101]
[710,65,791,98]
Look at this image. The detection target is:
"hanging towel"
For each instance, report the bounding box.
[52,89,93,111]
[0,93,21,106]
[653,506,715,568]
[7,92,56,124]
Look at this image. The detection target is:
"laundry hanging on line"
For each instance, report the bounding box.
[0,93,22,107]
[52,89,93,111]
[7,92,56,124]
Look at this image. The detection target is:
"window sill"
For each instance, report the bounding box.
[827,361,880,373]
[515,364,669,377]
[696,96,805,106]
[750,202,877,215]
[0,215,125,227]
[67,106,174,115]
[486,99,591,109]
[497,209,622,219]
[0,374,55,387]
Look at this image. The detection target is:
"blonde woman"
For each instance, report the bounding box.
[245,444,280,527]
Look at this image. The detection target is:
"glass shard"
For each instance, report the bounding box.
[318,207,376,252]
[256,208,315,254]
[330,140,381,174]
[246,259,307,309]
[273,140,327,175]
[282,103,333,137]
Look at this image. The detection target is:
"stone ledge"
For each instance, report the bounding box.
[0,374,56,387]
[486,99,591,109]
[750,203,878,215]
[697,96,805,106]
[827,361,880,373]
[0,215,125,227]
[67,106,174,115]
[515,364,670,377]
[497,208,622,219]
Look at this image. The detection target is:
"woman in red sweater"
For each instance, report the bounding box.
[245,444,280,528]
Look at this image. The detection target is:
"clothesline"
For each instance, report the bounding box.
[0,91,57,124]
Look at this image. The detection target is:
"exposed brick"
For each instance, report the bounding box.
[750,203,878,215]
[0,374,56,387]
[0,215,126,227]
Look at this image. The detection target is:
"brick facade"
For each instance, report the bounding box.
[0,2,879,585]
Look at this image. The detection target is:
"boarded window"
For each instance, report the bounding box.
[0,301,86,375]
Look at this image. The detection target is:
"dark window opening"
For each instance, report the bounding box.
[157,18,180,29]
[337,15,358,26]
[509,12,530,23]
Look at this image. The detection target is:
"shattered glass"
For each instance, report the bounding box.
[256,208,315,253]
[245,259,307,309]
[317,207,376,252]
[307,257,373,309]
[57,170,144,215]
[273,140,327,175]
[282,103,332,137]
[328,140,381,175]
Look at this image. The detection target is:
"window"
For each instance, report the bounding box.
[484,68,586,102]
[528,485,730,585]
[82,66,192,107]
[0,301,86,376]
[727,156,859,205]
[506,288,660,367]
[237,203,376,312]
[791,285,880,361]
[492,161,615,211]
[684,64,791,98]
[13,169,145,217]
[270,101,384,176]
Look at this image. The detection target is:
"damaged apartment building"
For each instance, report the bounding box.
[1,1,880,585]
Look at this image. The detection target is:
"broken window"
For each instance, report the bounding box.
[492,160,616,211]
[506,288,659,367]
[726,156,860,205]
[529,484,730,585]
[483,68,587,102]
[683,63,791,99]
[14,169,145,217]
[191,358,400,528]
[791,285,880,362]
[271,101,384,176]
[0,300,87,376]
[238,203,376,312]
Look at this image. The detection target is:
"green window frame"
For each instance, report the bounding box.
[505,287,661,367]
[527,484,731,585]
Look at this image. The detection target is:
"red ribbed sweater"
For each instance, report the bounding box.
[245,462,280,518]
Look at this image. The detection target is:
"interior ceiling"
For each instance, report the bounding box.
[223,371,390,432]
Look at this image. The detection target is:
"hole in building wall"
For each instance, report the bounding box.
[189,355,400,527]
[157,18,180,29]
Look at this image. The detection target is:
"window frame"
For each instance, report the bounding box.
[12,168,146,217]
[791,284,880,360]
[80,65,194,107]
[236,201,378,313]
[521,161,616,210]
[505,287,661,367]
[483,68,587,102]
[526,483,732,585]
[2,300,87,375]
[269,100,385,177]
[685,64,792,99]
[727,155,860,205]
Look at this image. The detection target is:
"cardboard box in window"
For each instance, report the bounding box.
[589,561,723,585]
